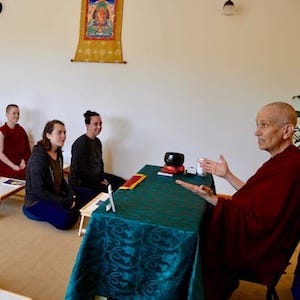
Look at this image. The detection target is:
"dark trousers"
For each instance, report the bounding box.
[104,172,126,192]
[23,193,91,230]
[72,173,126,204]
[23,201,79,230]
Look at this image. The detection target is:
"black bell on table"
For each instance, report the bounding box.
[161,152,185,174]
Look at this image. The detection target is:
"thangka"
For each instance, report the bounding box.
[72,0,125,63]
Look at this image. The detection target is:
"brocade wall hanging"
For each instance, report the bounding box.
[72,0,125,63]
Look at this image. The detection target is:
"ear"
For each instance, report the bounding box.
[282,124,295,139]
[46,133,51,140]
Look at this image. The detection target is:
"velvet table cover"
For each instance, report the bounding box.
[65,165,214,300]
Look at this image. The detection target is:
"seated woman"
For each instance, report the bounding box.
[68,110,125,202]
[24,120,88,230]
[0,104,31,179]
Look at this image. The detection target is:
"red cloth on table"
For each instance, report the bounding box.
[0,123,31,180]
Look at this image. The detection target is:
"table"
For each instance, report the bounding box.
[78,192,109,236]
[0,177,25,203]
[0,289,32,300]
[65,165,215,300]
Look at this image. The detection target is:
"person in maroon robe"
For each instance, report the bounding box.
[176,102,300,299]
[0,104,31,180]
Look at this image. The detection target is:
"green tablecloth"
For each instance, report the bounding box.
[65,165,215,300]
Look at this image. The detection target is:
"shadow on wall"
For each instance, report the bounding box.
[102,115,131,172]
[21,107,48,149]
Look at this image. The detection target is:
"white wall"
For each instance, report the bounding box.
[0,0,300,194]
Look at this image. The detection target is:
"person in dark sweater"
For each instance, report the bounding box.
[68,110,125,201]
[24,120,88,230]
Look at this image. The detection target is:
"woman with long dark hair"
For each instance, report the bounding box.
[23,120,86,230]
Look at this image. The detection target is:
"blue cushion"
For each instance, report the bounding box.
[22,205,44,221]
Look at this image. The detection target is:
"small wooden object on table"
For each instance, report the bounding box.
[78,192,109,236]
[0,177,25,204]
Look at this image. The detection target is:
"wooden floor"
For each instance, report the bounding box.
[0,194,298,300]
[230,243,299,299]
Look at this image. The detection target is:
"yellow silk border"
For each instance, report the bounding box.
[72,0,125,63]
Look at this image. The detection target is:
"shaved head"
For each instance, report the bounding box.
[261,102,297,127]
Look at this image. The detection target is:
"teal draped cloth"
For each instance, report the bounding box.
[65,165,214,300]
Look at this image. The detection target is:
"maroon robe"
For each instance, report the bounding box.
[203,145,300,299]
[0,123,31,179]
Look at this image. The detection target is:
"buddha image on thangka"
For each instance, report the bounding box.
[86,0,115,39]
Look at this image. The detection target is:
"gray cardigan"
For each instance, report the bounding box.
[25,144,74,208]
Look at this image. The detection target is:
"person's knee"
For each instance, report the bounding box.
[22,205,44,222]
[104,173,125,190]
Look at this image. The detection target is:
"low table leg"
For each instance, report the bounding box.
[78,215,85,236]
